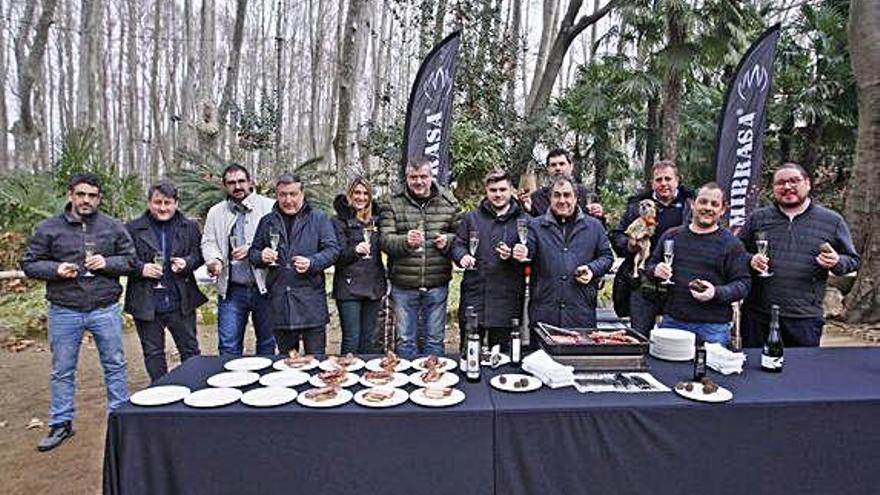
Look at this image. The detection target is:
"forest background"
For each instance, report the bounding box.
[0,0,877,331]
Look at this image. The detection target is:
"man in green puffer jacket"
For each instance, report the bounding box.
[379,160,462,359]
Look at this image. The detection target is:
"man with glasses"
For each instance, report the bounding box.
[738,163,859,347]
[202,164,276,355]
[22,173,136,451]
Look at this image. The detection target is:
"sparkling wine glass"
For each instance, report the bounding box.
[230,235,243,265]
[414,220,425,253]
[516,218,530,261]
[82,237,97,278]
[467,230,480,270]
[661,239,675,286]
[153,254,166,289]
[268,232,280,267]
[361,223,374,260]
[755,231,773,278]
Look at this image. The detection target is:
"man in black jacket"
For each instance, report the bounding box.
[249,174,340,354]
[451,170,527,351]
[22,173,136,452]
[738,163,859,347]
[611,160,693,333]
[519,148,604,220]
[124,182,207,383]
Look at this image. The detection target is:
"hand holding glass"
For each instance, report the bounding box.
[268,232,280,266]
[82,238,97,278]
[661,239,675,285]
[361,224,373,260]
[153,254,166,289]
[755,232,773,277]
[467,231,480,270]
[516,219,531,261]
[414,221,425,253]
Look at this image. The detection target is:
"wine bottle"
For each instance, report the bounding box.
[510,318,522,367]
[761,305,784,373]
[693,335,707,381]
[466,307,481,383]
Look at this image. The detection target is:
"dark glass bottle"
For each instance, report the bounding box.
[693,335,707,381]
[510,318,522,367]
[466,307,481,382]
[761,305,784,373]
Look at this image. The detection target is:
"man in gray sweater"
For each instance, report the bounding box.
[738,163,859,347]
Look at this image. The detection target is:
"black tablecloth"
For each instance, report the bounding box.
[105,348,880,495]
[490,347,880,495]
[104,356,494,495]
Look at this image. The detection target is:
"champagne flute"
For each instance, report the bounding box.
[468,230,480,270]
[153,253,166,289]
[414,220,425,253]
[661,239,675,285]
[361,223,373,260]
[268,231,280,267]
[516,218,530,262]
[82,237,96,278]
[230,235,243,265]
[755,232,773,278]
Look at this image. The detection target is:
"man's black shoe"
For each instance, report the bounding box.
[37,422,75,452]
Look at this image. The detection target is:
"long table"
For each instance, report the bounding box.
[103,356,495,495]
[104,348,880,495]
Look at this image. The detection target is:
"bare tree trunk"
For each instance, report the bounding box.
[126,0,139,175]
[843,0,880,323]
[525,0,559,112]
[11,0,58,171]
[219,0,249,130]
[515,0,622,166]
[197,0,218,158]
[308,0,328,157]
[149,0,164,178]
[275,0,286,171]
[433,0,448,43]
[167,0,180,171]
[418,0,435,58]
[0,2,9,171]
[76,0,103,130]
[334,0,367,172]
[506,0,522,109]
[180,0,195,155]
[660,8,685,162]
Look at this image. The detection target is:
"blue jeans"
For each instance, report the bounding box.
[391,285,448,359]
[337,299,380,354]
[217,283,276,355]
[47,303,129,425]
[660,315,730,345]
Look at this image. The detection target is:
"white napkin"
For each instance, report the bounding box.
[705,343,746,375]
[521,350,574,388]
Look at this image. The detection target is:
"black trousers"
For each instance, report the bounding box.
[135,311,200,383]
[274,327,326,355]
[740,309,824,348]
[459,325,513,353]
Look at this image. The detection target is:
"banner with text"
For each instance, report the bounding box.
[402,31,460,186]
[714,24,781,232]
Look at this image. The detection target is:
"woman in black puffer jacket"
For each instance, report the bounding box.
[332,178,387,353]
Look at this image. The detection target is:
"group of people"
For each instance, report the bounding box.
[21,150,859,452]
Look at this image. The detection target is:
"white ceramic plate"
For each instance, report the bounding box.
[318,356,365,372]
[481,353,511,367]
[272,357,320,372]
[241,387,298,407]
[490,374,542,393]
[359,372,410,388]
[184,387,242,408]
[674,382,733,403]
[308,372,360,388]
[411,356,458,372]
[649,347,694,362]
[206,371,261,388]
[409,370,461,388]
[130,385,191,406]
[223,356,274,372]
[409,387,466,408]
[258,370,311,388]
[353,387,409,408]
[296,388,354,408]
[364,357,412,373]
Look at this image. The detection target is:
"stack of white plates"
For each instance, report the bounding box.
[650,328,695,361]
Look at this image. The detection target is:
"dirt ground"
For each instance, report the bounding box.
[0,320,874,495]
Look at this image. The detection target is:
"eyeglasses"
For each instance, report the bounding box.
[773,177,804,188]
